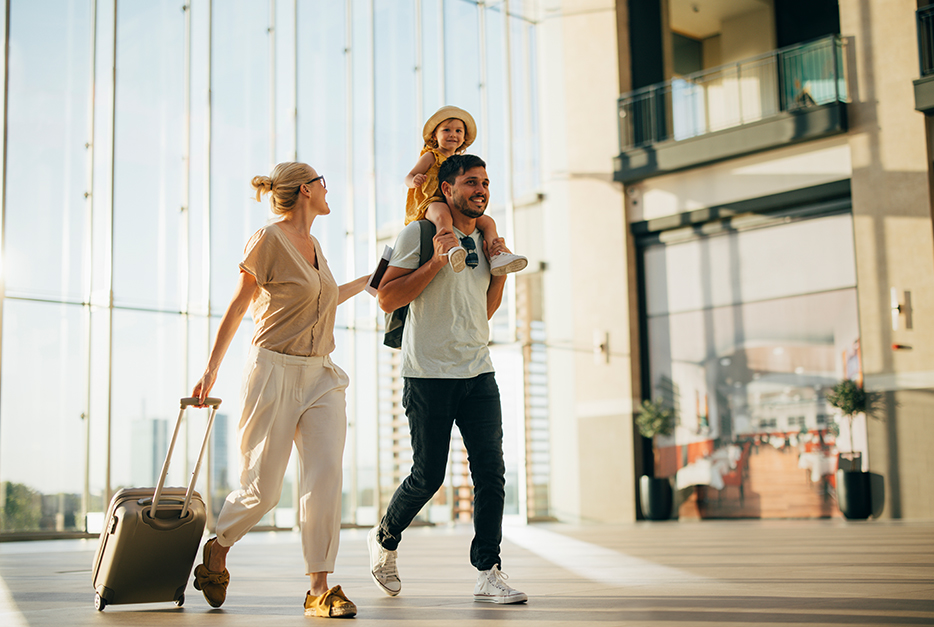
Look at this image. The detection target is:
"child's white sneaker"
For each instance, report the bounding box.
[490,252,528,276]
[448,246,467,273]
[473,565,527,604]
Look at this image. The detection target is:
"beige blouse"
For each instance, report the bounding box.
[239,224,338,357]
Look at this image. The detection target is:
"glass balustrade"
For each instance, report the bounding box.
[619,35,848,151]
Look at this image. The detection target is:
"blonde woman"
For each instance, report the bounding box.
[191,162,367,618]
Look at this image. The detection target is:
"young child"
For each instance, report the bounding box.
[405,105,527,275]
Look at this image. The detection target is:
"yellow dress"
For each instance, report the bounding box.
[404,147,447,225]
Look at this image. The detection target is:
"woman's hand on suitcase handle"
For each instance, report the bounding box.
[192,371,216,407]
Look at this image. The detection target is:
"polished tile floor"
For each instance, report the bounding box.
[1,518,932,626]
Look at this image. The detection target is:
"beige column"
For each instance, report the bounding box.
[841,0,934,519]
[533,0,639,522]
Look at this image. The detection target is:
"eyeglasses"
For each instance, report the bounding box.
[460,236,479,269]
[305,175,326,190]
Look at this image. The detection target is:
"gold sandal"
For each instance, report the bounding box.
[193,538,230,608]
[304,585,357,618]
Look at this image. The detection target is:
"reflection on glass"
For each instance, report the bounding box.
[645,215,860,519]
[0,301,88,532]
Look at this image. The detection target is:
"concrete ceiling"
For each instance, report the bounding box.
[669,0,772,39]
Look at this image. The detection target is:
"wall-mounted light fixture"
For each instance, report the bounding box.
[890,288,913,331]
[593,330,609,364]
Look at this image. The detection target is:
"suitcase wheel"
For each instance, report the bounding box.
[175,593,185,607]
[94,592,106,612]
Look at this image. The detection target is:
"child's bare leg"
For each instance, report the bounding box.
[426,201,467,272]
[477,214,529,276]
[425,202,455,234]
[476,214,501,247]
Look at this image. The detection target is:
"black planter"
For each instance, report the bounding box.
[639,475,673,521]
[836,469,871,520]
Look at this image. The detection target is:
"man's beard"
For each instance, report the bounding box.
[450,190,486,219]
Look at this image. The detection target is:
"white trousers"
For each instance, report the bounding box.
[215,345,349,574]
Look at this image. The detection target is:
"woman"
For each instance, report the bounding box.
[191,162,367,618]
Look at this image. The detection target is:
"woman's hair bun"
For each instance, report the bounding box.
[251,175,274,202]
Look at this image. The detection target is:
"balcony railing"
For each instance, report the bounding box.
[918,6,934,77]
[618,35,848,151]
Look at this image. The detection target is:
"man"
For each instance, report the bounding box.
[369,154,527,604]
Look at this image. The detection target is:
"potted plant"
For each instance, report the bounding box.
[636,399,676,520]
[826,379,871,519]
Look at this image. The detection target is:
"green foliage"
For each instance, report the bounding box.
[1,481,42,532]
[636,399,675,439]
[826,379,866,417]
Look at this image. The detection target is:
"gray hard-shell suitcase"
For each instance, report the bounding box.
[91,397,221,611]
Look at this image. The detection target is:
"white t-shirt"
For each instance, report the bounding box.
[389,222,494,378]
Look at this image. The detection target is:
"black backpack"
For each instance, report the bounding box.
[383,220,436,349]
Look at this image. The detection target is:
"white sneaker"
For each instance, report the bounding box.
[447,246,467,273]
[367,527,401,596]
[490,252,528,276]
[473,565,527,604]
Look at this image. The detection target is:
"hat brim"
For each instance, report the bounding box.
[423,106,477,150]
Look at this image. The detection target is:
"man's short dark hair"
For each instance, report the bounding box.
[437,154,486,194]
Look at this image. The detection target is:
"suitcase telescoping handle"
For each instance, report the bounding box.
[150,397,222,520]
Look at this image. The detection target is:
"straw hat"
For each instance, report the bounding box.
[423,106,477,149]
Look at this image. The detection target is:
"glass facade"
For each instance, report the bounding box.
[0,0,543,535]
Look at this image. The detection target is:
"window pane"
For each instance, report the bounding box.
[274,0,298,164]
[1,301,88,532]
[443,0,481,139]
[112,1,185,310]
[110,310,184,491]
[421,0,444,114]
[91,0,115,308]
[210,0,271,308]
[5,1,90,302]
[374,0,416,231]
[484,4,507,208]
[352,0,375,278]
[297,2,348,266]
[187,0,212,313]
[510,15,540,198]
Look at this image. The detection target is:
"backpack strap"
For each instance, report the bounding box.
[416,219,436,266]
[383,220,437,349]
